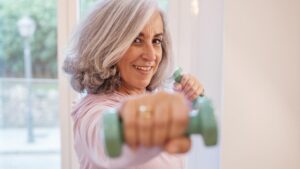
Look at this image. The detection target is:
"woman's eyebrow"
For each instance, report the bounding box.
[138,33,164,37]
[154,33,163,37]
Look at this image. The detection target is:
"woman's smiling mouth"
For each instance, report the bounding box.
[133,65,153,72]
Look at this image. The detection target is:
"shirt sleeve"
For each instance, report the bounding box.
[73,104,161,169]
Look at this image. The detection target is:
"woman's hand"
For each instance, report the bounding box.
[119,91,191,154]
[174,74,204,101]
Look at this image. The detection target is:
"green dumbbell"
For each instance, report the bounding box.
[102,69,218,158]
[172,67,218,145]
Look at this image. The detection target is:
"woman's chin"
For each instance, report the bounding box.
[136,81,151,90]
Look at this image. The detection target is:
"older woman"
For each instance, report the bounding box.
[63,0,204,168]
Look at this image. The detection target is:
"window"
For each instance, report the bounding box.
[79,0,169,17]
[0,1,60,169]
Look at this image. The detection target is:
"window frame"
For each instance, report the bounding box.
[57,0,80,168]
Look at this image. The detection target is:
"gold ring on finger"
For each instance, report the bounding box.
[138,105,152,120]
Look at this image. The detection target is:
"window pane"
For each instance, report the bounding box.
[79,0,169,18]
[158,0,168,11]
[79,0,100,18]
[0,0,60,169]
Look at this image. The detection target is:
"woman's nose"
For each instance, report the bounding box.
[142,43,156,61]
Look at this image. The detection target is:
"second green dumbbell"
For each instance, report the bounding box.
[172,67,218,146]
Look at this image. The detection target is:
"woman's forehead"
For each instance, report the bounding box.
[140,11,164,36]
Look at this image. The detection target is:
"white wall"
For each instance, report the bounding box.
[222,0,300,169]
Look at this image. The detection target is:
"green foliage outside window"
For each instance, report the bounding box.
[0,0,57,78]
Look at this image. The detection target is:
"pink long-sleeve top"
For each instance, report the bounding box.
[71,91,185,169]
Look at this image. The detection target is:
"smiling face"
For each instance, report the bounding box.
[117,12,164,94]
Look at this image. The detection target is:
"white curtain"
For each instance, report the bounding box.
[167,0,223,168]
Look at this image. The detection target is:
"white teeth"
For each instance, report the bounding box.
[134,65,152,71]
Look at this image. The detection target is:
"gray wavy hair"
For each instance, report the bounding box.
[63,0,173,94]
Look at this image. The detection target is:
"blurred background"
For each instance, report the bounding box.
[1,0,299,169]
[0,0,59,169]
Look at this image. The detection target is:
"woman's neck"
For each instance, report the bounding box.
[117,85,146,96]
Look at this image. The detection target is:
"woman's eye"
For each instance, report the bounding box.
[153,38,162,45]
[133,38,142,44]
